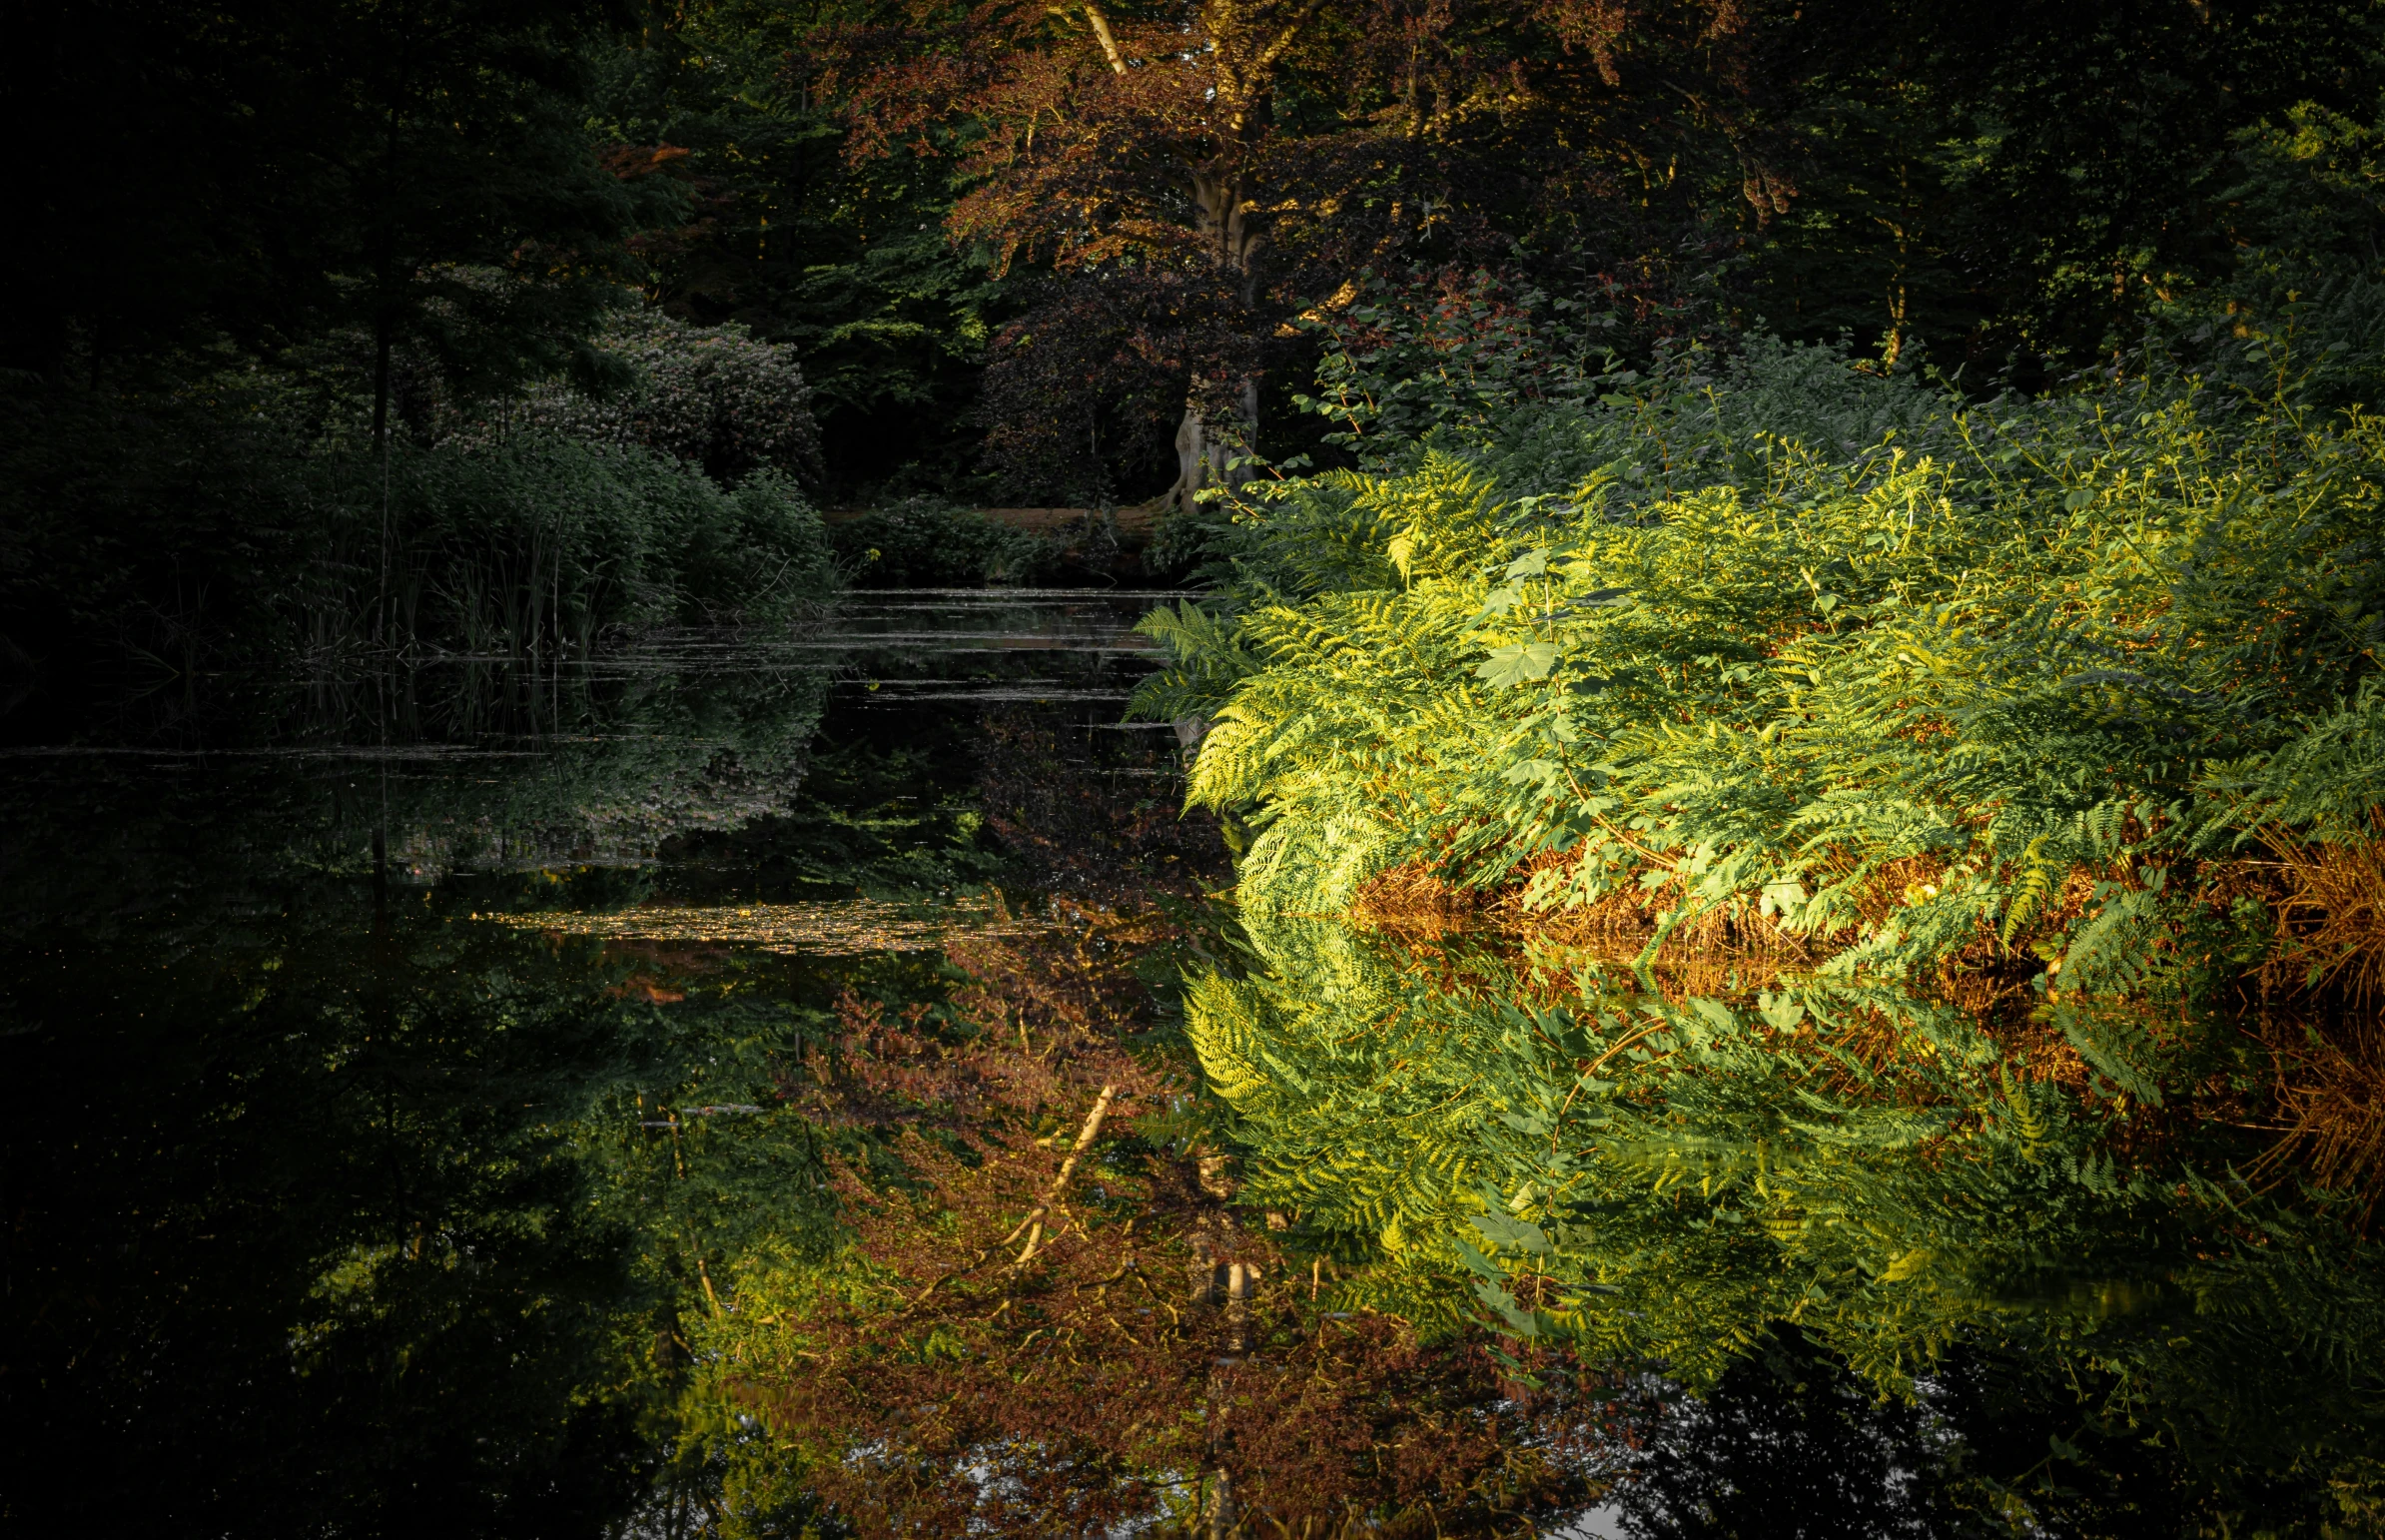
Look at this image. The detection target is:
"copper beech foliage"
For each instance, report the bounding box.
[748,907,1634,1536]
[799,0,1772,503]
[815,0,1773,273]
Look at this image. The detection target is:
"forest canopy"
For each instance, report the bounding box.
[8,0,2382,512]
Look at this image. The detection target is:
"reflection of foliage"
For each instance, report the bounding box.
[10,635,1286,1532]
[1187,910,2385,1529]
[2,874,674,1533]
[43,655,840,884]
[369,661,833,879]
[703,909,1630,1537]
[670,727,1011,901]
[975,705,1229,905]
[1,739,860,1534]
[1613,1327,1981,1540]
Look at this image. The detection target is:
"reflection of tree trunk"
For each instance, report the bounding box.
[1190,1209,1248,1537]
[1195,1250,1256,1536]
[1207,1465,1236,1539]
[1083,0,1128,73]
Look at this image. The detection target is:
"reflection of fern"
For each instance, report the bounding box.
[1999,1066,2048,1158]
[1200,908,2385,1468]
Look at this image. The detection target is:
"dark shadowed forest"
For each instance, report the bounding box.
[10,2,2385,1537]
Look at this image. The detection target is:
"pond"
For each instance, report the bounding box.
[4,590,2376,1538]
[2,590,1222,1534]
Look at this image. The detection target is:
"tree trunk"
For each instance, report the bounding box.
[1163,167,1264,519]
[374,320,394,642]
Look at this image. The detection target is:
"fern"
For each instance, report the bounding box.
[1154,341,2385,1477]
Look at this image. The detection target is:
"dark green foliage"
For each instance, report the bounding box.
[824,499,1061,588]
[1740,0,2385,381]
[2,0,661,394]
[0,376,836,668]
[2147,99,2385,409]
[589,2,1008,500]
[456,309,826,486]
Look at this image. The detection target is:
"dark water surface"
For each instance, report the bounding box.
[2,591,1196,1535]
[14,591,2381,1540]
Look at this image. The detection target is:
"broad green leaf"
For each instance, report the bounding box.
[1475,641,1558,688]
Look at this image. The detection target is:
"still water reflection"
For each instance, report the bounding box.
[2,592,1218,1535]
[7,591,2382,1538]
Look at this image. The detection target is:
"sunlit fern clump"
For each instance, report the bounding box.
[1133,343,2385,1043]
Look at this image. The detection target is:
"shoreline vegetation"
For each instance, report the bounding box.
[1124,289,2385,1527]
[0,310,843,678]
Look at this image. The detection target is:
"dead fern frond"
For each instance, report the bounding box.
[1350,861,1478,941]
[2265,823,2385,1004]
[2251,1016,2385,1223]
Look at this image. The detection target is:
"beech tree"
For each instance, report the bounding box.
[815,0,1770,508]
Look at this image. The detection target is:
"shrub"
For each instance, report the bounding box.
[824,496,1061,587]
[447,309,824,486]
[0,374,836,670]
[1132,328,2385,1514]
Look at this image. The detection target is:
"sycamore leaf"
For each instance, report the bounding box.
[1451,1232,1505,1280]
[1473,1279,1543,1337]
[1471,1212,1551,1255]
[1474,583,1525,618]
[1476,641,1558,688]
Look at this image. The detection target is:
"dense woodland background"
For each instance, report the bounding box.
[8,0,2385,672]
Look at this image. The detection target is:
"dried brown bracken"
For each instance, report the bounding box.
[2264,823,2385,1004]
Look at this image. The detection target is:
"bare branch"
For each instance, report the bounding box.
[1004,1083,1120,1260]
[1084,2,1129,74]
